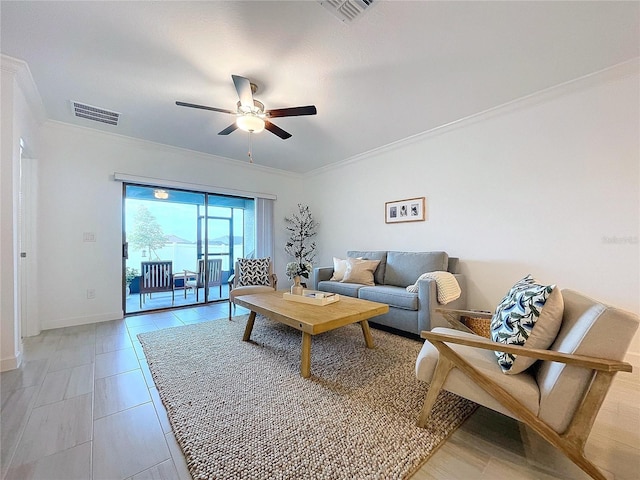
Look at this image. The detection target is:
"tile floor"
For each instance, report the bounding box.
[1,303,639,480]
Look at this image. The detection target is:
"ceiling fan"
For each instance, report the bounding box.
[176,75,317,140]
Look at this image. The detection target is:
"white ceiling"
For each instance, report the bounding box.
[2,1,638,173]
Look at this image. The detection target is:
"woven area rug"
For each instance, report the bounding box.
[138,315,477,480]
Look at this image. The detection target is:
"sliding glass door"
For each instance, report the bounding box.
[123,185,254,314]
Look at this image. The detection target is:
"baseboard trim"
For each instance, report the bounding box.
[1,351,22,372]
[42,311,124,331]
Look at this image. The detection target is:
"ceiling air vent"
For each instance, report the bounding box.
[71,101,120,126]
[318,0,374,23]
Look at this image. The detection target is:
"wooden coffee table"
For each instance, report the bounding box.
[234,291,389,378]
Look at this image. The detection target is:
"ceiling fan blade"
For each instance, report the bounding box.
[266,105,317,118]
[218,123,239,135]
[232,75,254,108]
[264,120,292,140]
[176,101,235,115]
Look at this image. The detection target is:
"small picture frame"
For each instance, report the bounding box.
[385,197,426,224]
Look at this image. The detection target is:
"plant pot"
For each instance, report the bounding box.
[290,276,304,295]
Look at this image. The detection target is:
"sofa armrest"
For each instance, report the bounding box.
[313,267,334,290]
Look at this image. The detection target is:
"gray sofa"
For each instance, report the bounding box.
[313,250,467,336]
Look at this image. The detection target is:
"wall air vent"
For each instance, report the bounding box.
[71,101,120,126]
[318,0,374,23]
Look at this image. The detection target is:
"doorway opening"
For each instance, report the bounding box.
[123,184,254,314]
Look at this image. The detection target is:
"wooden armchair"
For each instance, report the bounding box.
[416,290,638,480]
[139,261,174,308]
[228,258,277,320]
[185,258,223,301]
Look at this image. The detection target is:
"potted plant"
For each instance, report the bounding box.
[125,267,139,295]
[284,204,318,294]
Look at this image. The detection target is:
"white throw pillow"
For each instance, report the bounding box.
[341,258,380,286]
[330,256,362,281]
[330,257,348,281]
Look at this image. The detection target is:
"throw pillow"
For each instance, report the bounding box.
[236,257,271,287]
[490,274,564,374]
[406,271,461,304]
[330,257,348,281]
[341,258,380,286]
[330,256,363,281]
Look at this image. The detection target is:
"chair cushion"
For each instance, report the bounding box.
[341,258,380,286]
[384,251,449,287]
[415,328,540,419]
[536,289,640,434]
[490,275,564,374]
[236,258,271,287]
[229,285,274,301]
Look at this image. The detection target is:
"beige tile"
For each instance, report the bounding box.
[95,347,140,379]
[65,363,94,398]
[0,359,49,392]
[130,459,180,480]
[96,331,134,354]
[4,441,92,480]
[12,393,92,466]
[585,431,640,480]
[414,441,488,480]
[94,369,150,419]
[125,315,157,328]
[139,359,155,387]
[164,432,191,480]
[0,386,38,479]
[149,387,171,433]
[33,369,71,407]
[96,318,128,337]
[48,344,95,372]
[21,335,61,361]
[93,403,171,480]
[57,333,95,351]
[152,316,184,329]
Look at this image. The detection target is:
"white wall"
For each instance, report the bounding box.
[37,122,302,329]
[305,62,640,356]
[1,57,43,370]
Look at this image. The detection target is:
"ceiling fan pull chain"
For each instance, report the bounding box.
[248,132,254,163]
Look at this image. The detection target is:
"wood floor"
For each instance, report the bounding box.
[1,303,638,479]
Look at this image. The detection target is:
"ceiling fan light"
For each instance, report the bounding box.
[236,115,265,133]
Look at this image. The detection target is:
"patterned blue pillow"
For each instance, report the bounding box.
[237,258,271,287]
[490,275,564,374]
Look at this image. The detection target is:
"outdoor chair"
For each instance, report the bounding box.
[185,258,223,301]
[415,288,638,480]
[228,257,277,320]
[139,261,174,308]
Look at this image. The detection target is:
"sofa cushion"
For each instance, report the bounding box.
[347,251,387,285]
[490,275,564,374]
[317,280,363,297]
[384,251,449,287]
[358,285,418,310]
[342,258,380,286]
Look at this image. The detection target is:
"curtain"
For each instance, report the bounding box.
[255,198,274,261]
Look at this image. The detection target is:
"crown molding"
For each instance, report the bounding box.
[306,57,640,177]
[1,54,46,123]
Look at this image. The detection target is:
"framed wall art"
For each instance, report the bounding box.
[385,197,426,224]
